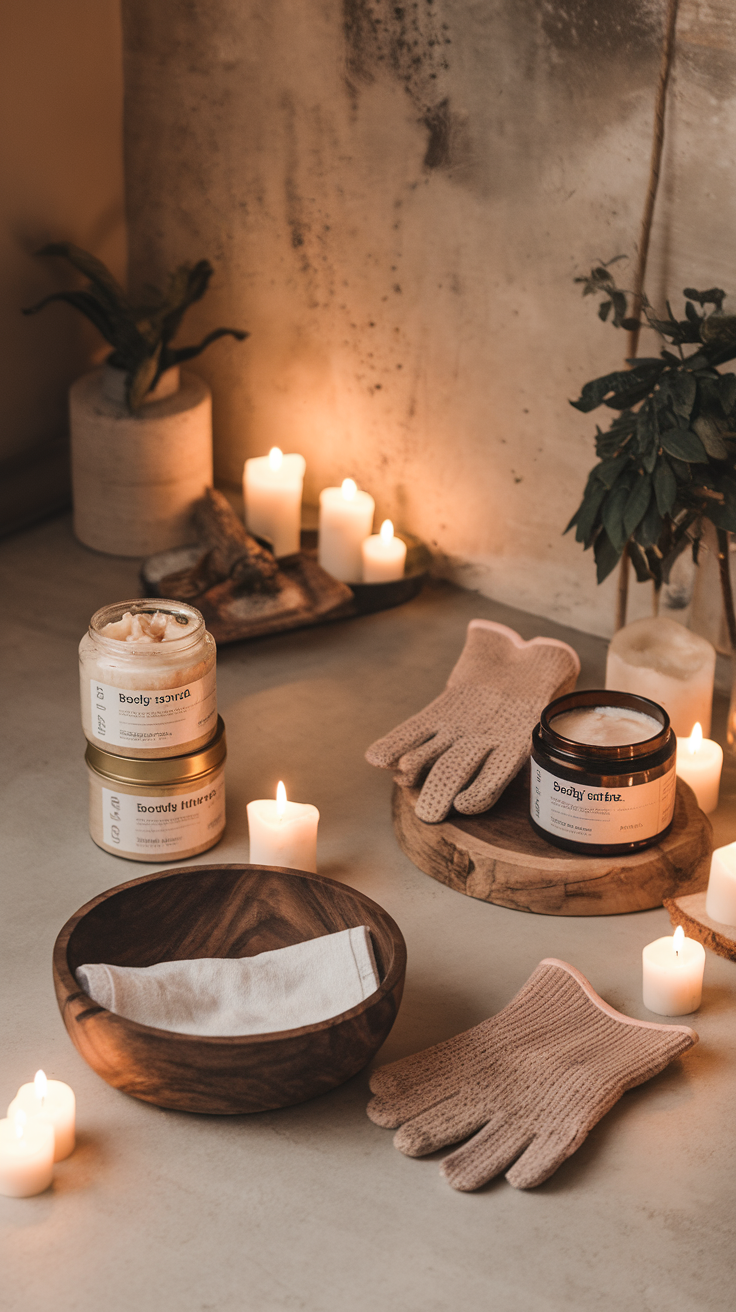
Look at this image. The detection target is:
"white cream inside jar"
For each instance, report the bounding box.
[551,705,661,747]
[79,599,217,760]
[100,609,196,643]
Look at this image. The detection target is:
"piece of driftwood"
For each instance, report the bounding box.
[392,766,712,916]
[53,863,407,1115]
[664,891,736,962]
[141,506,429,644]
[162,488,280,596]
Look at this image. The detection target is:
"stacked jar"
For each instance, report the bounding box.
[79,599,226,862]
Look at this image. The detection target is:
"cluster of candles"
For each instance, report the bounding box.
[243,450,406,584]
[0,1070,76,1197]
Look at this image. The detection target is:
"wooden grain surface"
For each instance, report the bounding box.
[392,768,712,916]
[664,891,736,962]
[53,864,406,1114]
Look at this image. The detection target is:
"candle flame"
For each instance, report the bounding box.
[341,478,357,501]
[687,723,703,756]
[380,519,394,542]
[34,1070,47,1104]
[673,925,685,957]
[14,1110,27,1142]
[276,780,287,817]
[269,447,283,471]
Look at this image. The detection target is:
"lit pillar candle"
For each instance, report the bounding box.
[361,519,407,583]
[0,1111,54,1197]
[705,842,736,925]
[247,781,319,873]
[243,448,306,557]
[642,926,705,1016]
[318,479,375,582]
[8,1070,76,1162]
[675,722,723,814]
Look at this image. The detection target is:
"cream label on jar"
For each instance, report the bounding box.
[101,774,225,857]
[531,760,676,846]
[90,669,216,749]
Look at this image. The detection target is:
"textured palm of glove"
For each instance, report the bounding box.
[367,959,697,1191]
[365,620,580,822]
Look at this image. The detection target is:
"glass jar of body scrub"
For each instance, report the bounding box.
[530,690,676,855]
[80,599,217,759]
[86,716,226,861]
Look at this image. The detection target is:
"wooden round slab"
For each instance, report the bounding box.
[392,767,712,916]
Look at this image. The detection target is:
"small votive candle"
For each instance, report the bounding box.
[675,722,723,814]
[0,1111,54,1198]
[705,842,736,925]
[361,520,407,583]
[642,926,705,1016]
[8,1070,76,1162]
[243,448,306,557]
[318,479,375,582]
[247,781,320,873]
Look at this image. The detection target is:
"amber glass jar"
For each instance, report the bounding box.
[530,690,676,855]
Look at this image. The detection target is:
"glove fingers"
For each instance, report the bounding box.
[440,1113,532,1191]
[365,713,439,770]
[414,736,492,823]
[367,1080,453,1130]
[393,729,454,788]
[453,740,530,814]
[393,1091,485,1158]
[505,1123,588,1190]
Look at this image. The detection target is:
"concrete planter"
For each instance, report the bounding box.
[69,364,213,557]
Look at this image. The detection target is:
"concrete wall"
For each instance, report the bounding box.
[106,5,736,634]
[0,0,125,534]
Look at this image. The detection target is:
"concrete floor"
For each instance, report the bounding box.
[2,514,735,1312]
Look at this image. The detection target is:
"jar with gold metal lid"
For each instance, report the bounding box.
[86,716,226,861]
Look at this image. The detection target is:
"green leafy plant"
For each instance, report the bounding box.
[23,243,248,411]
[566,260,736,647]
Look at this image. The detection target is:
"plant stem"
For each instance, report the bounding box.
[717,528,736,652]
[625,0,679,363]
[616,543,630,632]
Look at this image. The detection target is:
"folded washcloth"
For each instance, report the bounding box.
[76,926,380,1036]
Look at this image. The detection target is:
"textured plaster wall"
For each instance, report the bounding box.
[0,0,125,533]
[122,0,736,637]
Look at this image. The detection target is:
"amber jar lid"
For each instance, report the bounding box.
[85,716,226,785]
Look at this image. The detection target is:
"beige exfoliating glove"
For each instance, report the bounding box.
[365,620,580,822]
[367,959,697,1190]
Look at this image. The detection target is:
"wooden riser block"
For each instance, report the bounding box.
[664,892,736,962]
[392,768,713,917]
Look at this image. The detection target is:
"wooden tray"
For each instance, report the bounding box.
[392,767,712,916]
[664,891,736,962]
[141,529,429,645]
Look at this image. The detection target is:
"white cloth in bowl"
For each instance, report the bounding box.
[76,926,380,1036]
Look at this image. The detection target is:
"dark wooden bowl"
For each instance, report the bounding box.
[53,864,406,1115]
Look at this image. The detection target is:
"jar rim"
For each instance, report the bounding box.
[539,689,672,763]
[88,598,206,654]
[85,716,226,785]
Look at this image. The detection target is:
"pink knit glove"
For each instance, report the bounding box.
[367,959,697,1190]
[365,620,580,822]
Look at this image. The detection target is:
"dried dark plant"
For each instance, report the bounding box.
[23,243,248,411]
